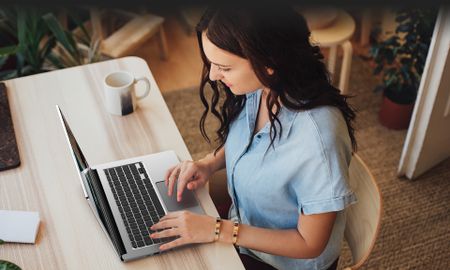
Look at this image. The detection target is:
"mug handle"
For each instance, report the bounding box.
[134,77,151,100]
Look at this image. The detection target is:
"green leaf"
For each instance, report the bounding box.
[67,11,91,45]
[368,46,377,57]
[386,51,395,64]
[386,67,398,76]
[415,60,424,75]
[42,13,80,62]
[0,260,22,270]
[14,53,24,75]
[0,16,17,38]
[396,24,410,33]
[39,36,56,60]
[19,65,34,76]
[35,18,50,42]
[88,38,102,63]
[16,9,28,53]
[401,65,412,83]
[46,52,65,69]
[385,36,398,46]
[396,14,409,23]
[0,57,8,71]
[386,75,396,87]
[373,64,383,75]
[370,8,437,102]
[0,45,17,56]
[0,239,4,244]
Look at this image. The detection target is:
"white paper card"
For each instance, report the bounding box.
[0,210,40,243]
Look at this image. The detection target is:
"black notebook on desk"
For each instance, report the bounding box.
[0,82,20,171]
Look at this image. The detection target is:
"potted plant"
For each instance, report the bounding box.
[0,7,102,80]
[370,8,437,129]
[0,239,22,270]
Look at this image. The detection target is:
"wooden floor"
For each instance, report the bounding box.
[133,12,370,94]
[133,14,203,93]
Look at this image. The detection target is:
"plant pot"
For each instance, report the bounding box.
[379,95,415,130]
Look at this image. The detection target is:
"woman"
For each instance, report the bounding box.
[150,3,357,270]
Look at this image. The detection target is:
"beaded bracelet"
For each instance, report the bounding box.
[232,221,240,245]
[214,217,222,241]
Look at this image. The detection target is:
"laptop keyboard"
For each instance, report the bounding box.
[104,162,172,249]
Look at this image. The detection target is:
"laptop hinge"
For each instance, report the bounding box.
[79,169,89,199]
[82,168,127,257]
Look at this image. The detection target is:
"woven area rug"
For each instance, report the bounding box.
[162,56,450,269]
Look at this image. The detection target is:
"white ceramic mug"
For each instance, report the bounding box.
[103,71,151,116]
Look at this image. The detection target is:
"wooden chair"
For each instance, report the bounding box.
[208,168,231,218]
[343,153,383,270]
[207,153,382,269]
[90,9,169,60]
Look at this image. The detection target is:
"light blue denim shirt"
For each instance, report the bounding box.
[224,89,357,270]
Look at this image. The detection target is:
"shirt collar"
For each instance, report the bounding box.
[246,89,297,141]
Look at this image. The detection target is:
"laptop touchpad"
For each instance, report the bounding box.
[155,181,200,212]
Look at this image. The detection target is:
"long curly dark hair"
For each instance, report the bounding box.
[196,3,357,153]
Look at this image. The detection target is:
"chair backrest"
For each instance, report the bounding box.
[344,154,383,270]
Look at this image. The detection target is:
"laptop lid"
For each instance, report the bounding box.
[56,105,90,197]
[56,105,127,258]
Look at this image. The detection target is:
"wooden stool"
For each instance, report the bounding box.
[310,10,355,94]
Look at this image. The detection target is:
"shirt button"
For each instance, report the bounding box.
[256,135,261,139]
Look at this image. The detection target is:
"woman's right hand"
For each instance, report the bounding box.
[165,159,214,202]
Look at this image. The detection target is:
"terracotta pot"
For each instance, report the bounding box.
[379,95,415,130]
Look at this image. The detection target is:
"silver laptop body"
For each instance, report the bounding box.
[56,105,204,261]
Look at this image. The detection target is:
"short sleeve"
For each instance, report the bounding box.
[291,107,357,215]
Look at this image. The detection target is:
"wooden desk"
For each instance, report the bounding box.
[0,57,244,270]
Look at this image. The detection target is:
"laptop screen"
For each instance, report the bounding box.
[56,105,89,174]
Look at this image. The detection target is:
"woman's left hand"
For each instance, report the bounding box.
[150,211,216,250]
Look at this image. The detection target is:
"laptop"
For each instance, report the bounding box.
[55,105,204,261]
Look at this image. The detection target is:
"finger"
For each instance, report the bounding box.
[168,166,180,196]
[187,179,204,190]
[164,165,177,187]
[167,166,180,196]
[150,228,178,239]
[151,220,174,230]
[158,211,181,221]
[177,166,197,202]
[187,181,195,190]
[159,238,186,251]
